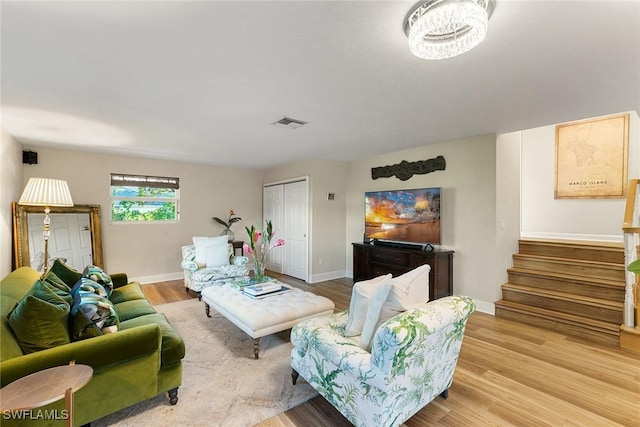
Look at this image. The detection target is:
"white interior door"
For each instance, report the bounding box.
[263,179,309,281]
[263,184,284,272]
[282,181,308,280]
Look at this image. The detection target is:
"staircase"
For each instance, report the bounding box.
[495,239,626,347]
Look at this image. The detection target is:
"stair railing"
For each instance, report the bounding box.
[622,179,639,328]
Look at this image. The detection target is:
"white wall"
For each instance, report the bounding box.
[21,147,265,282]
[0,128,24,278]
[346,135,498,312]
[264,158,347,282]
[520,111,639,242]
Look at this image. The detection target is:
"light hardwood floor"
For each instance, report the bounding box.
[142,274,639,427]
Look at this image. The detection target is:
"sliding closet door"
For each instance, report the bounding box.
[263,179,309,281]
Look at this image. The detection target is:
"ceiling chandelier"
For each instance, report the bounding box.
[404,0,493,60]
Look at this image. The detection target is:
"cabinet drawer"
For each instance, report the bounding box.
[370,250,411,267]
[371,264,408,278]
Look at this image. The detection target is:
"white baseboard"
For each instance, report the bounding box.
[308,270,347,284]
[473,299,495,315]
[131,271,184,285]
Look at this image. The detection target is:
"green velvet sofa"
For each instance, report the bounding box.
[0,266,185,426]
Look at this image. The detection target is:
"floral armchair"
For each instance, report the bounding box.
[181,244,248,299]
[291,295,475,427]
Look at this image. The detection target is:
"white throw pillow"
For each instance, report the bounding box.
[193,236,228,265]
[359,281,392,350]
[375,264,431,333]
[343,274,392,337]
[205,244,230,267]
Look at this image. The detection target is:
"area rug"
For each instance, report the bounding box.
[93,298,318,426]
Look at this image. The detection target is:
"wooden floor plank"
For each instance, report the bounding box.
[141,273,640,427]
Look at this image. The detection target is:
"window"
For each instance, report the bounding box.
[110,173,179,222]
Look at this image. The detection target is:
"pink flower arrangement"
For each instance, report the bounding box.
[243,220,284,282]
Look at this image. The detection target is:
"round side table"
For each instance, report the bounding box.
[0,362,93,427]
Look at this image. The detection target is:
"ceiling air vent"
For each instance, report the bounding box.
[272,117,307,130]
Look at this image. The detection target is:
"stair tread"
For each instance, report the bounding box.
[501,283,624,309]
[507,267,625,287]
[495,300,620,333]
[519,238,624,250]
[512,253,625,269]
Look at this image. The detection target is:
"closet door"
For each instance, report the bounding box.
[263,179,309,281]
[282,180,308,280]
[263,184,284,273]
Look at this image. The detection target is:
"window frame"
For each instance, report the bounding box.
[110,173,180,224]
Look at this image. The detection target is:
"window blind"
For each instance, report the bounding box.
[110,173,179,189]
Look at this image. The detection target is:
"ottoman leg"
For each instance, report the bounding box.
[253,338,260,359]
[205,303,211,318]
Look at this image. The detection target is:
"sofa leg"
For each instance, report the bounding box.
[292,369,299,385]
[439,389,449,399]
[168,387,179,405]
[205,303,211,318]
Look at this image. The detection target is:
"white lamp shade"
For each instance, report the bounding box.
[18,178,74,207]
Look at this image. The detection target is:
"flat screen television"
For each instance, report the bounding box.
[364,187,441,246]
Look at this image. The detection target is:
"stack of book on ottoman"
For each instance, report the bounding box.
[242,282,291,299]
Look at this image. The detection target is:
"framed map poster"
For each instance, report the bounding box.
[555,113,629,199]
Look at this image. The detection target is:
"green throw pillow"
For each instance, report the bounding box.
[70,292,119,341]
[42,271,73,305]
[7,281,71,354]
[49,259,83,288]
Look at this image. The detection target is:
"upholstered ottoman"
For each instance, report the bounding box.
[201,283,334,358]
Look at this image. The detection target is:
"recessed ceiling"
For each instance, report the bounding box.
[2,1,639,169]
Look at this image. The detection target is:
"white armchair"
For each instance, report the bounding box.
[291,295,475,427]
[181,242,248,299]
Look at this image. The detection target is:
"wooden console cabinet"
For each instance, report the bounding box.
[352,243,453,300]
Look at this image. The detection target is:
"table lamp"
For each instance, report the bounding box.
[18,178,74,272]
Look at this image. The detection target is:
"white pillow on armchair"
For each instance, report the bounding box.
[193,236,228,266]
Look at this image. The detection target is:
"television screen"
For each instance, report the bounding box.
[364,188,441,245]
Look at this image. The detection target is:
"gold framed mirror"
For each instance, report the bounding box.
[12,202,104,270]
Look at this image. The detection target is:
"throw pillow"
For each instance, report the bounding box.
[83,265,114,297]
[374,264,431,333]
[71,278,109,298]
[7,280,71,354]
[359,281,393,350]
[193,236,228,265]
[70,292,120,341]
[343,274,392,337]
[49,259,83,288]
[42,271,73,305]
[205,244,230,267]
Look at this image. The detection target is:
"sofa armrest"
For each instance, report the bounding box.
[231,256,248,266]
[110,272,129,289]
[371,296,476,377]
[181,260,199,272]
[292,311,383,383]
[0,323,162,387]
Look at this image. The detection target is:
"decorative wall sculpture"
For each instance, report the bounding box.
[371,155,446,181]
